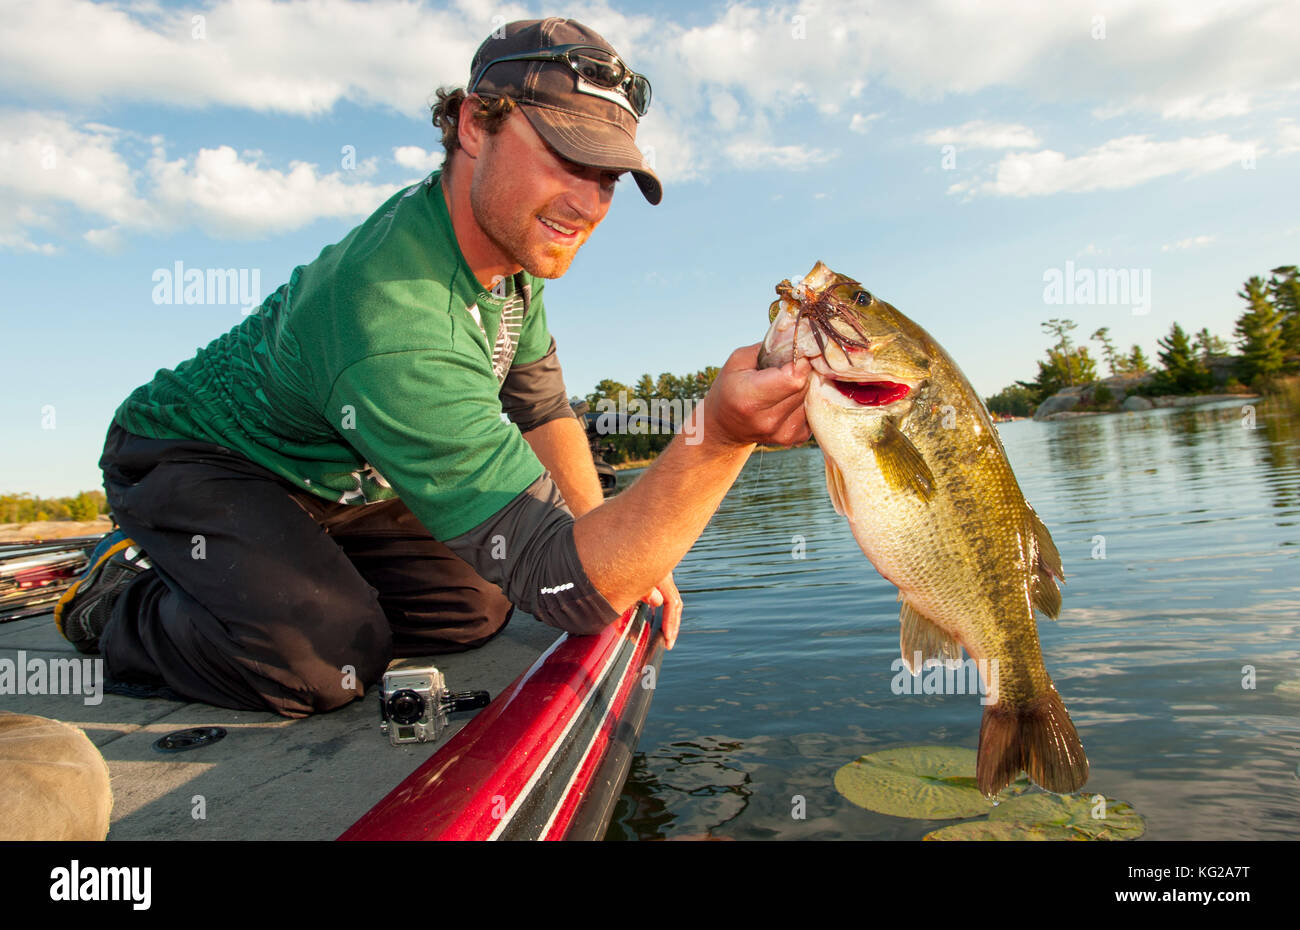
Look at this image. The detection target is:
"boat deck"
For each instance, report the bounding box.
[0,607,562,840]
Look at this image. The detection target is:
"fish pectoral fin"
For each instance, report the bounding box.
[1031,567,1063,620]
[874,418,935,502]
[1026,503,1064,620]
[823,454,851,518]
[1028,503,1065,581]
[899,600,963,674]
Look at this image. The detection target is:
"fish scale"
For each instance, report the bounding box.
[760,260,1087,798]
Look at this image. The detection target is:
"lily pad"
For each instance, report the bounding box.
[834,745,1028,819]
[924,793,1146,841]
[922,820,1086,841]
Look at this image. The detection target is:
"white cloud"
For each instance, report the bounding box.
[393,145,440,173]
[0,111,154,252]
[643,0,1300,120]
[0,112,407,249]
[0,112,154,225]
[2,0,1297,225]
[708,91,743,131]
[1161,235,1215,251]
[83,226,126,252]
[724,141,835,170]
[922,121,1041,149]
[148,145,402,237]
[0,227,59,255]
[632,109,701,184]
[1277,119,1300,155]
[0,0,485,118]
[948,133,1257,198]
[1160,93,1253,121]
[849,113,883,134]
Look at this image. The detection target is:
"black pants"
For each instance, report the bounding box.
[97,422,513,718]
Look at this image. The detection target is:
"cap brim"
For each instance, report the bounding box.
[518,104,662,206]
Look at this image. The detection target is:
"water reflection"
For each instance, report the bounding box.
[1250,391,1300,514]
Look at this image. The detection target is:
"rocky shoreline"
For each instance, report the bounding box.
[1035,392,1259,421]
[1031,357,1259,421]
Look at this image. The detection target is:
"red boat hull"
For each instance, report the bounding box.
[340,602,662,841]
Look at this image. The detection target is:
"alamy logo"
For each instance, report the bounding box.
[49,860,151,910]
[540,582,575,595]
[1042,261,1151,316]
[152,261,262,315]
[890,654,1000,705]
[0,651,103,705]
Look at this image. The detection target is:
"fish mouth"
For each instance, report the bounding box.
[813,370,915,411]
[827,377,912,407]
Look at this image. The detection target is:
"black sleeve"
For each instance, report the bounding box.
[499,337,578,434]
[442,472,621,635]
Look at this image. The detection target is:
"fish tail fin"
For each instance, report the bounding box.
[977,690,1089,798]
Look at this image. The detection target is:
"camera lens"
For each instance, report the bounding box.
[388,689,425,725]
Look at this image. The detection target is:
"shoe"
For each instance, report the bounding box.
[54,530,153,654]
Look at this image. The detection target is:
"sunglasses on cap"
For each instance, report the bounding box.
[470,43,652,119]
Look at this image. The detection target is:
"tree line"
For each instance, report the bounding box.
[1,490,108,524]
[987,264,1299,416]
[584,367,720,464]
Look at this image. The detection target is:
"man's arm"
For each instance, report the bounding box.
[573,345,811,615]
[431,344,806,650]
[522,417,604,519]
[525,412,686,647]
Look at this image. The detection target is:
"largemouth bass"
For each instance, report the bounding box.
[758,261,1088,798]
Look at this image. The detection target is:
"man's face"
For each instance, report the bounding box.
[468,108,621,279]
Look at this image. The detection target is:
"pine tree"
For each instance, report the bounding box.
[1030,319,1096,392]
[1128,345,1150,374]
[1154,322,1212,393]
[1234,275,1285,384]
[1267,265,1300,361]
[1193,327,1230,360]
[1091,327,1126,375]
[1043,318,1077,353]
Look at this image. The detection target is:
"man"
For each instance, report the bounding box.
[55,17,812,718]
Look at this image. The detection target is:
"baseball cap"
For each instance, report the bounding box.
[468,17,662,205]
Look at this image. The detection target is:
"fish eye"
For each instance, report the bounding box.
[832,282,873,307]
[768,299,782,323]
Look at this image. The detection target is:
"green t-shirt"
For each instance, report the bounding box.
[114,171,554,540]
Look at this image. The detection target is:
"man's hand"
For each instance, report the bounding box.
[701,344,812,450]
[639,572,682,649]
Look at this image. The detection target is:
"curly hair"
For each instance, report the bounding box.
[429,87,517,167]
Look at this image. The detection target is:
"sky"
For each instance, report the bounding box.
[1,0,1297,497]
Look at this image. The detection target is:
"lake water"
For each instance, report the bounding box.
[606,394,1300,840]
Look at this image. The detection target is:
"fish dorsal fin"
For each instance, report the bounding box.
[823,454,851,518]
[899,599,963,674]
[874,417,935,502]
[1026,503,1065,620]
